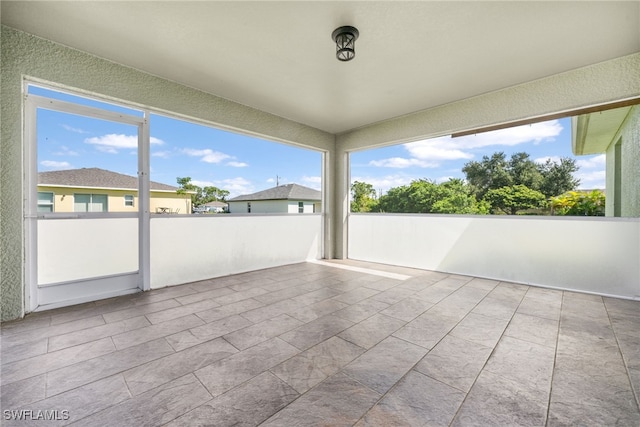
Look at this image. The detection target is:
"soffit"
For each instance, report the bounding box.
[573,107,632,155]
[2,1,639,134]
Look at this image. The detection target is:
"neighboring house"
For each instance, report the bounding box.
[38,168,192,214]
[572,105,640,217]
[197,201,228,213]
[227,184,321,214]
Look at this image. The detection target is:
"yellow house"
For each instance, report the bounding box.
[38,168,191,214]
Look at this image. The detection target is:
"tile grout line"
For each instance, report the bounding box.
[602,298,640,413]
[447,284,530,426]
[544,290,565,427]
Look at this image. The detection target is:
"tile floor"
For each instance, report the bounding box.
[1,260,639,426]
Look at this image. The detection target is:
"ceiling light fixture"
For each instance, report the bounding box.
[331,26,359,62]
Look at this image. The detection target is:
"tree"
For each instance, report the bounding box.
[176,176,198,213]
[550,190,604,216]
[431,179,490,214]
[483,184,547,215]
[177,177,229,212]
[350,181,378,212]
[376,178,488,214]
[202,186,230,203]
[538,157,580,197]
[462,152,512,199]
[509,152,543,191]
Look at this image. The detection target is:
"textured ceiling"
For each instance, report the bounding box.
[2,1,639,134]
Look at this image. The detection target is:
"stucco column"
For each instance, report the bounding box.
[327,145,350,260]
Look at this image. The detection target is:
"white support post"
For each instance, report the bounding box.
[139,113,151,291]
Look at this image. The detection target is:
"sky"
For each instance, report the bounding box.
[33,85,606,198]
[351,118,606,194]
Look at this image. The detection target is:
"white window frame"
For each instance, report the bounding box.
[298,201,304,213]
[37,191,55,213]
[74,193,109,213]
[124,194,135,207]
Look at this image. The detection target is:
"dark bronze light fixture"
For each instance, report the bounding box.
[331,26,359,61]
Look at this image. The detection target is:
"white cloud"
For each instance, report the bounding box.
[85,134,163,154]
[53,146,79,156]
[369,120,565,169]
[266,178,276,183]
[152,151,171,159]
[575,154,606,189]
[191,180,217,188]
[301,176,322,190]
[227,161,249,168]
[62,124,89,134]
[182,148,232,164]
[351,174,414,194]
[404,140,475,162]
[449,120,563,149]
[369,157,441,168]
[576,170,606,189]
[576,154,606,169]
[220,177,254,196]
[40,160,71,169]
[302,176,321,184]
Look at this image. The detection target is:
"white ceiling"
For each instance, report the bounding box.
[2,1,639,134]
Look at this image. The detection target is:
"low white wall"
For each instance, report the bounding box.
[150,214,322,288]
[349,214,640,299]
[38,218,138,284]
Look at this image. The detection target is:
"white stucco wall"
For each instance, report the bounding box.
[228,200,318,214]
[621,107,640,217]
[286,201,317,214]
[151,215,322,288]
[604,106,640,217]
[349,214,640,300]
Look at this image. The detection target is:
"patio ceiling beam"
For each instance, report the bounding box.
[451,97,640,138]
[336,53,640,152]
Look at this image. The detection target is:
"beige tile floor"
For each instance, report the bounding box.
[1,260,639,426]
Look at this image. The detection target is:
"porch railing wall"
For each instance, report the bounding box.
[349,214,640,299]
[150,214,322,289]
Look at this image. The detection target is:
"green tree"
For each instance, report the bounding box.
[202,186,230,203]
[176,176,198,212]
[550,190,604,216]
[462,152,512,199]
[376,178,488,214]
[377,184,412,213]
[431,179,490,214]
[484,185,547,215]
[350,181,378,212]
[538,157,580,197]
[509,152,543,190]
[177,177,229,212]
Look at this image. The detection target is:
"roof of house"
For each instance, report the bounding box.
[228,184,321,202]
[38,168,179,192]
[202,201,228,208]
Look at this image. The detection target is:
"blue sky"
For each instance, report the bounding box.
[351,118,606,194]
[34,85,605,198]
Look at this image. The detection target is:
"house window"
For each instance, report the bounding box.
[298,201,304,213]
[37,192,54,213]
[74,194,108,212]
[124,195,134,207]
[247,202,251,213]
